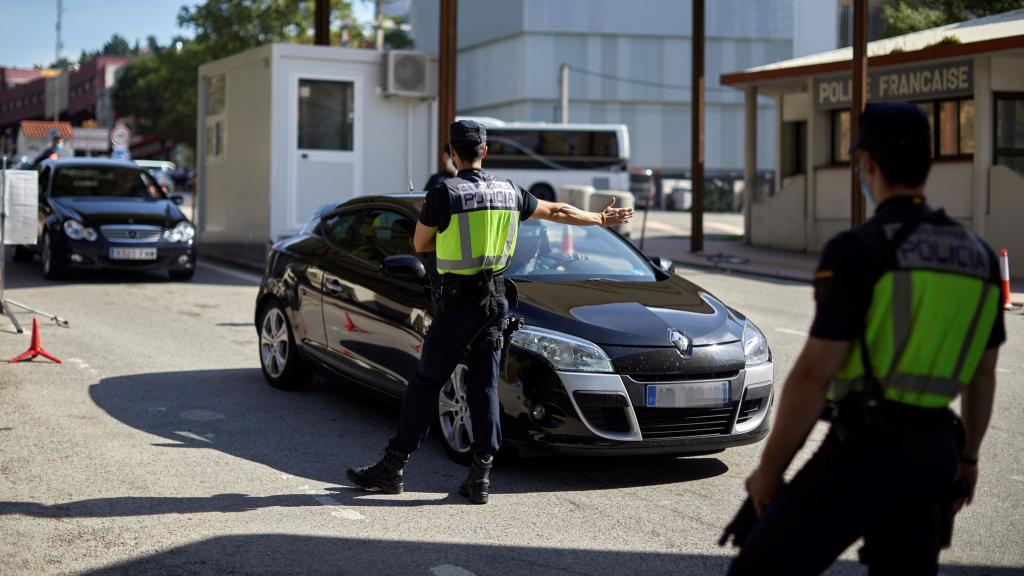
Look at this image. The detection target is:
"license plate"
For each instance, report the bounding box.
[646,381,730,408]
[109,247,157,260]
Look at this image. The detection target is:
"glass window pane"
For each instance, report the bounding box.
[939,101,958,156]
[996,155,1024,175]
[298,79,354,151]
[834,110,851,163]
[207,75,225,117]
[324,213,357,247]
[914,102,934,158]
[996,97,1024,149]
[958,100,974,155]
[351,210,414,265]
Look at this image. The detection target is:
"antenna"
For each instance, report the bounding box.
[55,0,64,64]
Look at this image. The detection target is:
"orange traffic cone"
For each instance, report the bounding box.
[9,318,62,363]
[561,225,575,256]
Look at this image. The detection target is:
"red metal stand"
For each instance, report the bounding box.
[9,318,62,363]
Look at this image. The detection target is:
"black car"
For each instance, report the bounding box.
[256,194,773,460]
[12,159,197,280]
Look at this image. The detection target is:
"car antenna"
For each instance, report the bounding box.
[409,179,414,192]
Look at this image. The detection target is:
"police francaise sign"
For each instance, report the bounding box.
[814,60,973,110]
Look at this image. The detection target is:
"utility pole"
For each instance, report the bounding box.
[375,0,385,51]
[55,0,64,64]
[690,0,705,253]
[560,63,569,124]
[314,0,330,46]
[851,0,868,227]
[53,0,64,121]
[438,0,457,173]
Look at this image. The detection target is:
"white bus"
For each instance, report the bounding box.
[459,117,630,201]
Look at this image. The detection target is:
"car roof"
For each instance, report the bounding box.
[321,193,425,215]
[40,158,142,170]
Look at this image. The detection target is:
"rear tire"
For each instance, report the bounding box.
[258,301,312,390]
[12,245,33,263]
[529,183,556,202]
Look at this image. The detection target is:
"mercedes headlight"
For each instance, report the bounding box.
[511,326,614,373]
[742,319,770,367]
[63,220,97,241]
[165,221,195,243]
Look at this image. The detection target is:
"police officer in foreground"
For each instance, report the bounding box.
[728,103,1005,574]
[347,120,634,504]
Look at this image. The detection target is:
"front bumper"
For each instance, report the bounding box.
[503,359,773,456]
[62,239,196,272]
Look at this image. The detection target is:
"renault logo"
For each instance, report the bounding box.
[668,329,690,357]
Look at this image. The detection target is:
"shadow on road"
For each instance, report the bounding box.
[72,534,1020,576]
[84,368,728,497]
[2,253,255,289]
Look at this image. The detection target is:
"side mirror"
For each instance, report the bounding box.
[649,256,675,276]
[170,195,184,205]
[381,254,427,282]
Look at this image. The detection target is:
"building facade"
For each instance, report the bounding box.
[411,0,837,183]
[722,10,1024,270]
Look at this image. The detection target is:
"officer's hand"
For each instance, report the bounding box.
[954,461,978,513]
[599,197,634,227]
[745,466,783,517]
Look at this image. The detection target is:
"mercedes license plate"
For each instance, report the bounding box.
[109,247,157,261]
[646,381,730,408]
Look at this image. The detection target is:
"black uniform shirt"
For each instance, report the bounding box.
[810,195,1006,349]
[420,168,538,232]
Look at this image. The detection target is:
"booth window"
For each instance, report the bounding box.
[298,79,354,151]
[782,121,806,176]
[205,74,227,162]
[831,110,851,164]
[995,93,1024,175]
[833,98,974,164]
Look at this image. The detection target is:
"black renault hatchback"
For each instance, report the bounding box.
[13,159,196,280]
[255,194,773,460]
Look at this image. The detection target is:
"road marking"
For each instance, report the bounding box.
[431,565,476,576]
[173,430,212,443]
[775,328,808,337]
[996,368,1010,374]
[179,409,226,421]
[315,496,339,505]
[197,261,263,284]
[330,509,365,520]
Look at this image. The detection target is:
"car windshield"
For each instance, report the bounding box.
[51,167,165,199]
[506,219,657,282]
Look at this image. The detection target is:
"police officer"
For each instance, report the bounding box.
[728,103,1005,574]
[33,132,64,166]
[423,149,456,191]
[347,120,634,504]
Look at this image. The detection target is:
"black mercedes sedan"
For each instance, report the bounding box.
[256,194,773,460]
[12,158,197,280]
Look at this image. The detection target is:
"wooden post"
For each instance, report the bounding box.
[438,0,458,172]
[690,0,705,253]
[850,0,868,227]
[314,0,330,46]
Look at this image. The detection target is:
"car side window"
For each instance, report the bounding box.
[321,212,358,249]
[351,209,415,266]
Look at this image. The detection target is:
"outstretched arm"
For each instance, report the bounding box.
[531,197,634,227]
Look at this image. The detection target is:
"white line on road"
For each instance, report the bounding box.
[775,328,808,337]
[197,261,263,284]
[173,430,212,443]
[330,509,365,520]
[996,368,1011,374]
[431,565,476,576]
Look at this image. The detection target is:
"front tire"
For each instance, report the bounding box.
[12,245,33,263]
[169,268,195,281]
[437,362,473,463]
[258,301,312,390]
[40,230,67,280]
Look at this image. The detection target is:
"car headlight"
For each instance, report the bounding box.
[742,319,770,367]
[63,219,97,241]
[165,221,195,243]
[510,326,614,373]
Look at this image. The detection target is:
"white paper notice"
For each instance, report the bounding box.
[2,170,38,245]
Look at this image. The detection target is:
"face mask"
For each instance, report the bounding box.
[55,142,64,151]
[859,159,875,208]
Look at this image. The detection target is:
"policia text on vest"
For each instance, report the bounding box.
[346,120,634,504]
[726,104,1005,575]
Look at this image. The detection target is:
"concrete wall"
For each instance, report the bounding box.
[924,162,973,220]
[751,174,806,250]
[986,166,1024,277]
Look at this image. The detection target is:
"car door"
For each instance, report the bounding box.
[290,212,357,352]
[323,206,430,390]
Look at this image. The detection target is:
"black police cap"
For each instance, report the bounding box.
[850,102,930,158]
[450,120,486,144]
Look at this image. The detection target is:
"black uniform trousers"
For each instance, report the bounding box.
[388,289,507,459]
[729,415,959,576]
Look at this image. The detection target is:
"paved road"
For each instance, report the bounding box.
[0,254,1021,575]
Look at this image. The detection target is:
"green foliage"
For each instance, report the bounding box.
[882,0,1024,36]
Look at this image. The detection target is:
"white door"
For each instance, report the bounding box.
[291,76,360,229]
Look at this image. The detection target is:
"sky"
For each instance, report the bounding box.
[0,0,397,69]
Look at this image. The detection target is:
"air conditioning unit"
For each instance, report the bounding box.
[383,51,435,98]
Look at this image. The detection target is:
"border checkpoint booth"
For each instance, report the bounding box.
[196,44,439,264]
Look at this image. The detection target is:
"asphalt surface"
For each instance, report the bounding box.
[0,252,1021,576]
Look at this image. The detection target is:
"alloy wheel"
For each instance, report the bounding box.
[438,363,473,455]
[260,307,290,379]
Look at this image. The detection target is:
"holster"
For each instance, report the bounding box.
[436,273,506,314]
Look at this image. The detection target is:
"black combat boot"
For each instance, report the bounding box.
[346,448,409,494]
[459,454,493,504]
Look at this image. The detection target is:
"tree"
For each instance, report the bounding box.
[883,0,1024,36]
[101,34,134,56]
